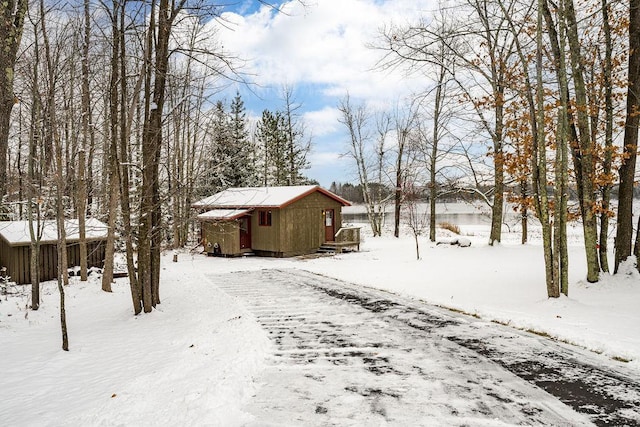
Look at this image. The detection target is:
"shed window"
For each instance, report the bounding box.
[259,210,272,226]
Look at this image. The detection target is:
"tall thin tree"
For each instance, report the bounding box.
[615,0,640,272]
[0,0,28,199]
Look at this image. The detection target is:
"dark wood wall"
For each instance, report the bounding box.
[279,191,343,256]
[0,239,106,285]
[248,192,344,257]
[196,190,346,258]
[202,221,240,255]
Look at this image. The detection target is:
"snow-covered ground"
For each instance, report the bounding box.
[0,215,638,425]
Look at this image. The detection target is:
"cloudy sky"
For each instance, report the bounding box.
[212,0,437,187]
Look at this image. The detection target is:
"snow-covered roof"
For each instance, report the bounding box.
[197,209,252,221]
[192,185,350,210]
[0,218,109,246]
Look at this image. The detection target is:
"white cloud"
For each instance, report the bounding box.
[209,0,439,186]
[303,107,341,137]
[306,150,354,186]
[214,0,436,104]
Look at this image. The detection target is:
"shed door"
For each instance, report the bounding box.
[239,216,251,249]
[324,209,335,242]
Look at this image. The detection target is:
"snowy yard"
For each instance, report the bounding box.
[1,221,639,425]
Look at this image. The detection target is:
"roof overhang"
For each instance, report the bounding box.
[197,208,252,221]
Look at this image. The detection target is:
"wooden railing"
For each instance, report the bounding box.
[331,226,361,253]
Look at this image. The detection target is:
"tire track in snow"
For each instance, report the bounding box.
[211,269,601,426]
[290,269,640,427]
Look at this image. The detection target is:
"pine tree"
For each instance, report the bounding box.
[256,109,288,185]
[209,100,233,191]
[229,91,256,187]
[281,87,311,185]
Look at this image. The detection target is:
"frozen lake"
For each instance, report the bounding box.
[342,203,522,226]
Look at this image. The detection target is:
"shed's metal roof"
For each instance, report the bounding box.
[0,218,109,246]
[192,185,350,210]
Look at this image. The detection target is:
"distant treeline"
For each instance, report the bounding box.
[329,181,640,205]
[328,182,486,204]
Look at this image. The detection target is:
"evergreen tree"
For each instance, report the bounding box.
[209,100,233,191]
[229,91,257,187]
[256,109,288,185]
[255,103,311,187]
[281,87,311,185]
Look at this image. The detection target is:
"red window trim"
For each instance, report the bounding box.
[259,210,272,226]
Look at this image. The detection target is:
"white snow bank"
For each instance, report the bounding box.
[0,256,271,426]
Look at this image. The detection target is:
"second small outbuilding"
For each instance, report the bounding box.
[192,185,355,257]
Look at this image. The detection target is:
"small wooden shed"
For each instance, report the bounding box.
[0,218,108,284]
[192,185,351,257]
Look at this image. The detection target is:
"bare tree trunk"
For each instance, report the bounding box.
[615,0,640,272]
[139,0,176,311]
[375,142,384,236]
[429,161,437,242]
[40,7,68,288]
[563,0,600,282]
[40,0,69,348]
[101,170,117,293]
[555,100,569,296]
[28,34,42,310]
[634,213,640,262]
[536,0,559,298]
[489,101,504,246]
[596,0,614,273]
[55,184,69,351]
[28,217,41,309]
[428,58,447,242]
[0,0,28,199]
[394,149,403,238]
[119,3,142,314]
[338,95,382,237]
[393,122,410,238]
[78,0,91,282]
[540,0,577,294]
[102,0,121,293]
[520,180,528,245]
[78,150,88,281]
[138,0,156,313]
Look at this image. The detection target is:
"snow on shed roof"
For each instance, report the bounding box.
[0,218,109,246]
[192,185,350,210]
[197,209,252,221]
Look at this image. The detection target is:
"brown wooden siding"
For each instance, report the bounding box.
[278,191,343,255]
[250,208,281,253]
[196,189,346,257]
[202,221,240,255]
[0,239,106,285]
[243,191,343,256]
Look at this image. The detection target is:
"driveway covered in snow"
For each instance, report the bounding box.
[211,269,640,426]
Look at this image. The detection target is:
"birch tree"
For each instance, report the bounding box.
[378,1,515,245]
[338,94,386,236]
[392,103,418,238]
